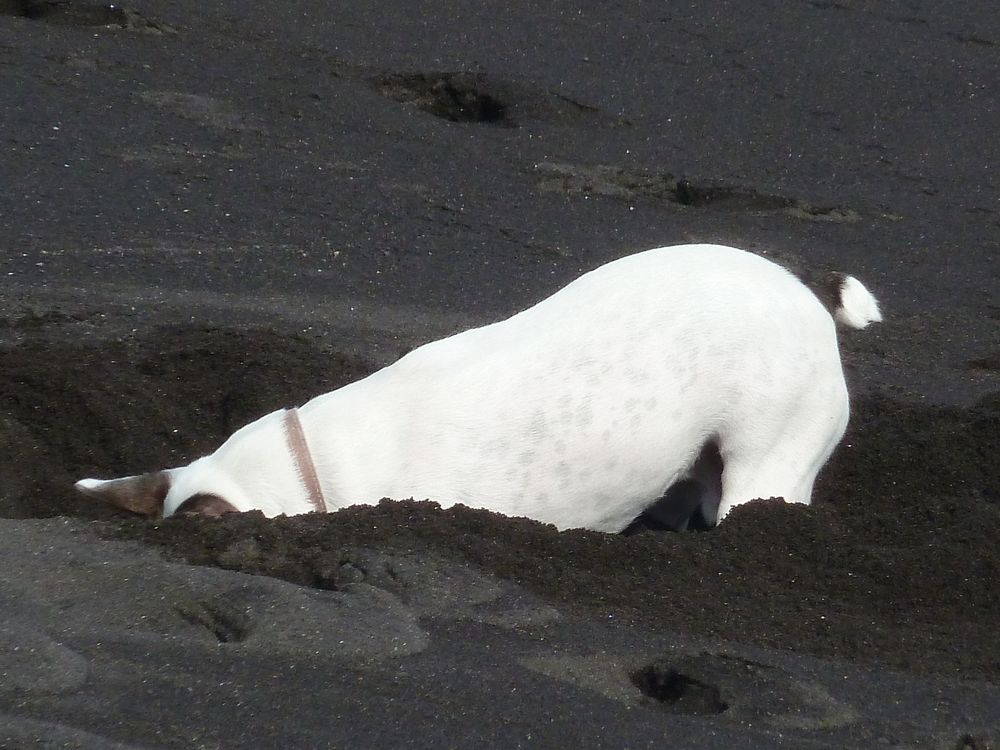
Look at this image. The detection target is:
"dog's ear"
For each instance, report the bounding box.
[74,471,171,518]
[174,493,238,518]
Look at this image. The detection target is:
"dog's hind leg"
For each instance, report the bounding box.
[714,380,849,523]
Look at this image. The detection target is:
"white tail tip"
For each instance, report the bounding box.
[834,275,882,329]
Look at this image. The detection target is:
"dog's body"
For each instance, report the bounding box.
[76,244,881,532]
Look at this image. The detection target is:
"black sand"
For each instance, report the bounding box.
[1,1,998,747]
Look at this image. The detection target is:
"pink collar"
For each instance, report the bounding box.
[282,408,327,513]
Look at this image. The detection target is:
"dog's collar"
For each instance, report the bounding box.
[282,408,327,513]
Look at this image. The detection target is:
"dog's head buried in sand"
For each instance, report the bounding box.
[76,243,881,533]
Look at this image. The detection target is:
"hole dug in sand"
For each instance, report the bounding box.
[631,652,859,730]
[175,599,252,644]
[535,162,862,222]
[631,664,728,716]
[0,0,175,32]
[373,72,507,123]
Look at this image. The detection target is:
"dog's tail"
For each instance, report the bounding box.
[804,271,882,329]
[831,274,882,329]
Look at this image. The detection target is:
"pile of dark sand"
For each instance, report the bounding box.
[2,326,996,681]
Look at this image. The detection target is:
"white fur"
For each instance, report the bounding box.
[835,275,883,329]
[78,244,881,531]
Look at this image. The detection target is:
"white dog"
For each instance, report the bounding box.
[76,244,881,532]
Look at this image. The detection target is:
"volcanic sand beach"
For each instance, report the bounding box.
[1,0,998,747]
